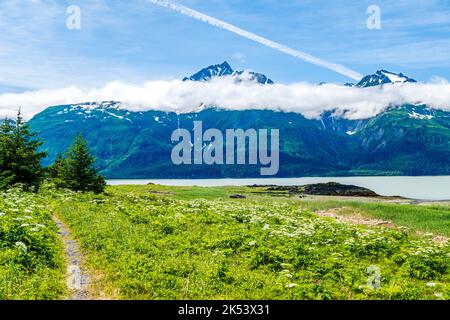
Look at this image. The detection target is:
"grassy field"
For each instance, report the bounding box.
[55,185,450,300]
[1,184,450,300]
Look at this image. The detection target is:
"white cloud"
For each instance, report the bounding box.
[430,76,449,85]
[232,52,246,63]
[1,77,450,120]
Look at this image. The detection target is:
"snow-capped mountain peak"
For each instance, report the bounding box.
[183,61,274,84]
[378,70,416,84]
[183,61,234,82]
[356,70,417,88]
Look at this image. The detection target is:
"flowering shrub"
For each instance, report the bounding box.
[0,188,65,299]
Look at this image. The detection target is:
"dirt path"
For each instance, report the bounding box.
[53,216,91,300]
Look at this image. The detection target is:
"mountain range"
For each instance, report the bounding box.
[26,62,450,178]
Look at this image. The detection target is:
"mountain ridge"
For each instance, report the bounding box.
[183,61,274,84]
[23,63,450,178]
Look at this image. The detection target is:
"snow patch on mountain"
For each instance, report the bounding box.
[409,111,434,120]
[53,101,136,123]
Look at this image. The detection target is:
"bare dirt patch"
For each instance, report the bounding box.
[148,189,175,195]
[315,207,395,228]
[432,235,449,244]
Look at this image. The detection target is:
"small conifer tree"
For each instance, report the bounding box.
[59,134,106,194]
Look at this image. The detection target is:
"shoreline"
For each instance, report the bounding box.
[106,177,450,201]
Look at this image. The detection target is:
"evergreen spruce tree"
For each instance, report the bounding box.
[0,111,46,191]
[63,134,106,194]
[0,119,14,189]
[48,153,67,188]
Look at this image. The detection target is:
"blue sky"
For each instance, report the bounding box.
[1,0,450,92]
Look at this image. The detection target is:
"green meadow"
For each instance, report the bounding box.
[1,184,450,300]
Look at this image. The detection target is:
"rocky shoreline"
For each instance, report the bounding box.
[250,182,380,197]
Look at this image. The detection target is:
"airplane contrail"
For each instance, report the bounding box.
[147,0,363,81]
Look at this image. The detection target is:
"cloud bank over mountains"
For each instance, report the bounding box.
[1,76,450,120]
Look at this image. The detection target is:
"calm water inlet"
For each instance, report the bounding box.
[107,176,450,201]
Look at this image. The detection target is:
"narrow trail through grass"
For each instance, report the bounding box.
[53,216,91,300]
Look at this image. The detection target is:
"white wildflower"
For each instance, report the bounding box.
[426,282,437,287]
[262,224,270,230]
[15,242,27,253]
[285,283,298,289]
[248,241,257,246]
